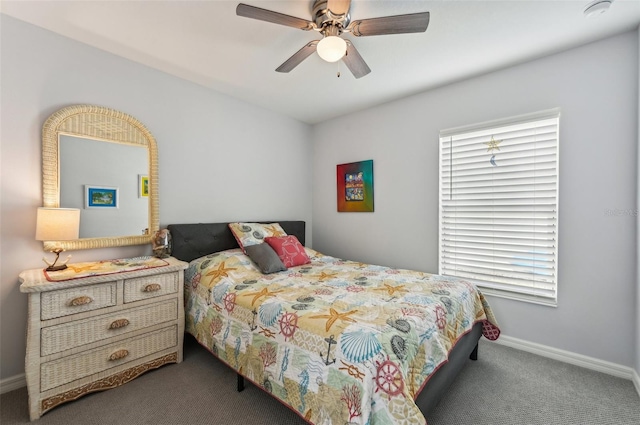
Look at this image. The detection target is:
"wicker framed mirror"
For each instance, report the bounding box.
[42,105,159,251]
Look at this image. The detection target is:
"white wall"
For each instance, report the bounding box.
[0,15,312,381]
[312,31,638,367]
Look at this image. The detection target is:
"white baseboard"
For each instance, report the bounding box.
[493,334,636,381]
[0,373,26,394]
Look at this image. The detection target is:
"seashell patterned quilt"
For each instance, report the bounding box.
[184,247,500,424]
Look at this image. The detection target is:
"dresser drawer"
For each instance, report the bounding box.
[40,325,178,392]
[124,272,178,303]
[40,299,178,356]
[41,282,117,320]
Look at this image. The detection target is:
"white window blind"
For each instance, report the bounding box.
[439,110,559,306]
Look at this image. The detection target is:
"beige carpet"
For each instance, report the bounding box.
[2,335,639,424]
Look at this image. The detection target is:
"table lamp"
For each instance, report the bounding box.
[35,207,80,271]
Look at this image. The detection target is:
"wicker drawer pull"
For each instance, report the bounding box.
[109,319,130,329]
[68,296,93,306]
[108,349,129,361]
[143,283,161,292]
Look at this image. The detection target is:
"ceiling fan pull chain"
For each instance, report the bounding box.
[337,60,341,78]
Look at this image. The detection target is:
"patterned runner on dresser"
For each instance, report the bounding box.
[44,256,170,282]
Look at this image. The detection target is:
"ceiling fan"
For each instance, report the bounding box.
[236,0,430,79]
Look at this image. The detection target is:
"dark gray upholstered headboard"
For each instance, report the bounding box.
[167,221,306,263]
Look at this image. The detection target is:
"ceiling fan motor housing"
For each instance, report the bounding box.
[235,1,430,78]
[313,0,350,34]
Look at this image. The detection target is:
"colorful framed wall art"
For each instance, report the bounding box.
[139,175,149,198]
[337,160,374,212]
[85,185,118,209]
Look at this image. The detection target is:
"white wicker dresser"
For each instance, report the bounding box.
[19,256,188,420]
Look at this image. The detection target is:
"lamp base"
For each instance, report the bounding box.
[42,249,71,272]
[45,264,68,272]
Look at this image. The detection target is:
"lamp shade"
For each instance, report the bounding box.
[36,208,80,241]
[317,36,347,63]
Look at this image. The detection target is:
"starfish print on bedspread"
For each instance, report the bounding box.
[242,287,284,306]
[375,283,408,297]
[205,261,237,283]
[315,271,338,282]
[310,308,358,332]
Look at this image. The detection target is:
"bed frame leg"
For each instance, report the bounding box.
[470,343,479,361]
[237,373,245,392]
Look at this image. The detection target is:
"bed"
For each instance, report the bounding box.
[168,221,499,424]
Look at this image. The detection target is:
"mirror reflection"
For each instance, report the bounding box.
[59,135,149,238]
[42,104,159,251]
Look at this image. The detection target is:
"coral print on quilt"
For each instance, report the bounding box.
[184,248,500,425]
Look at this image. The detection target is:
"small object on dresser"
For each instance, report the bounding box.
[152,229,172,258]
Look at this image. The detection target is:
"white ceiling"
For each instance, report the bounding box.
[2,1,640,124]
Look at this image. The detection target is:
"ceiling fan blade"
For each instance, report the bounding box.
[276,41,320,73]
[236,3,314,30]
[327,0,351,16]
[342,41,371,79]
[347,12,430,37]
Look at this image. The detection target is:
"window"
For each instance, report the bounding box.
[439,109,559,306]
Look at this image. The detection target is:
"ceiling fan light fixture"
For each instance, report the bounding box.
[317,36,347,62]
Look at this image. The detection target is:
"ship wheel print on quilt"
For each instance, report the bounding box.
[375,356,404,398]
[223,293,236,313]
[434,305,447,330]
[278,311,299,341]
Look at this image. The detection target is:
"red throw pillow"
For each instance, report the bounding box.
[264,235,310,268]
